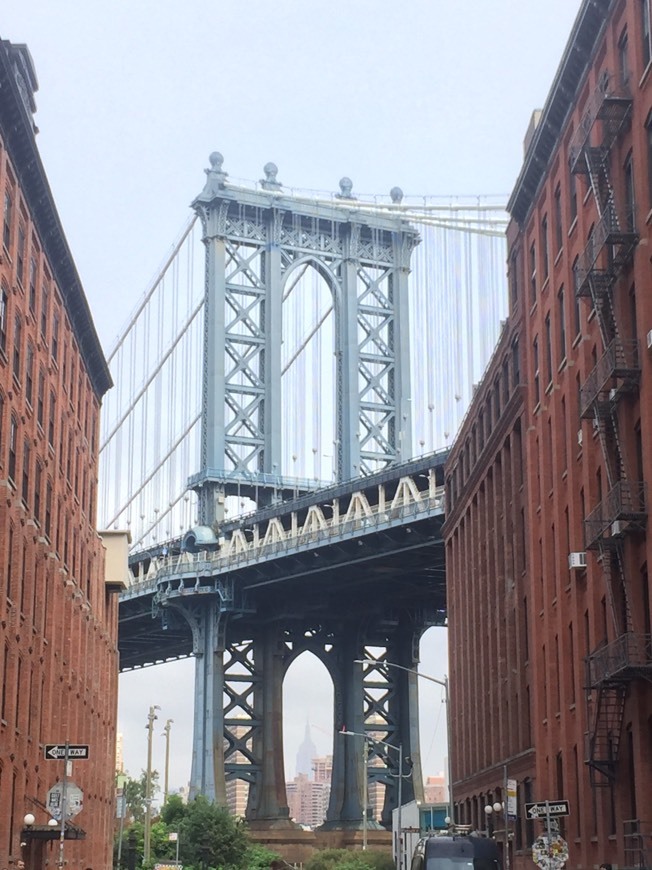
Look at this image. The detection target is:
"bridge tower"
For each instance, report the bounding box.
[191,153,418,527]
[161,156,429,831]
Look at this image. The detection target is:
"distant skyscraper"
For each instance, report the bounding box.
[295,721,318,778]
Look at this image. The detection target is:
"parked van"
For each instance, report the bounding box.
[410,835,502,870]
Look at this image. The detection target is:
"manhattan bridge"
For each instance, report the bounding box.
[104,154,508,829]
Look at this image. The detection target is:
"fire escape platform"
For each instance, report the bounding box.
[579,339,640,418]
[584,480,647,550]
[585,633,652,687]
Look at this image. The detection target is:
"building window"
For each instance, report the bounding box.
[37,369,45,428]
[569,171,578,222]
[510,248,519,307]
[541,215,549,281]
[643,0,651,69]
[16,225,25,286]
[25,342,34,406]
[40,284,49,339]
[529,241,537,304]
[0,285,7,355]
[12,315,22,382]
[533,337,540,406]
[8,414,17,482]
[624,153,636,231]
[619,28,630,86]
[558,287,566,360]
[34,461,42,524]
[28,256,37,313]
[52,310,59,362]
[554,186,563,252]
[3,191,12,251]
[545,314,553,385]
[48,391,56,448]
[45,479,52,538]
[22,438,30,505]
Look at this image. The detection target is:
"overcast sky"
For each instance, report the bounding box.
[2,1,582,795]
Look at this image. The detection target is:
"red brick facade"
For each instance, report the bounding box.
[0,39,116,870]
[445,2,652,868]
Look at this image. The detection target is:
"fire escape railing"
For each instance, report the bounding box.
[585,633,652,687]
[569,71,633,172]
[584,480,647,550]
[579,338,640,418]
[573,210,638,298]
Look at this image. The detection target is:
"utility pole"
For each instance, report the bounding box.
[163,719,173,804]
[144,705,160,865]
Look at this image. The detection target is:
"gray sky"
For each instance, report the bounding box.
[2,1,582,794]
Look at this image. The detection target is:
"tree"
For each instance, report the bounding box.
[123,770,160,823]
[178,796,250,870]
[304,848,395,870]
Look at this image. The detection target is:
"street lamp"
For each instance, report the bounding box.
[144,705,161,865]
[484,801,503,838]
[163,718,174,803]
[355,658,453,823]
[339,729,406,863]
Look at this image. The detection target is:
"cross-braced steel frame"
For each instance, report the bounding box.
[192,154,419,527]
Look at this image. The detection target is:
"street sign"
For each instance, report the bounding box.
[44,744,90,760]
[531,833,569,870]
[506,778,518,820]
[46,781,84,820]
[525,800,570,820]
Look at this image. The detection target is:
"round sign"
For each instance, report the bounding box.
[532,834,569,870]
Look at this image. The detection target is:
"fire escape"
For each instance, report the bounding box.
[570,71,652,789]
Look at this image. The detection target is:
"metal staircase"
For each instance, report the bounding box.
[571,70,649,787]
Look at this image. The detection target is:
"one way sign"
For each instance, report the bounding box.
[525,800,570,819]
[44,744,90,760]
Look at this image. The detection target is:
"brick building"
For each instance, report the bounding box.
[444,2,652,869]
[0,37,121,870]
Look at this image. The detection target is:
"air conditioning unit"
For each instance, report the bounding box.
[609,388,618,401]
[647,329,652,350]
[577,428,583,446]
[611,521,625,536]
[568,552,587,569]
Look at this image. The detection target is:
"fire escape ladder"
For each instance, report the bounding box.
[598,541,633,637]
[591,405,621,490]
[623,819,652,870]
[584,146,618,226]
[585,682,627,786]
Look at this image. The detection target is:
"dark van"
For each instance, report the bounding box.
[410,835,502,870]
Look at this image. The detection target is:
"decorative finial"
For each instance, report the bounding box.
[205,152,228,189]
[390,186,404,204]
[261,162,282,191]
[336,177,356,200]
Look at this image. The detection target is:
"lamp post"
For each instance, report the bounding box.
[484,801,503,837]
[339,729,405,866]
[355,658,453,824]
[163,719,173,804]
[144,705,160,865]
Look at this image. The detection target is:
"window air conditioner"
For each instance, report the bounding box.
[647,329,652,350]
[609,388,618,401]
[611,521,625,536]
[568,552,587,569]
[577,429,583,446]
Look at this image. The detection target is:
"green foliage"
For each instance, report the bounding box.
[115,793,283,870]
[242,842,284,869]
[178,795,250,870]
[305,848,395,870]
[123,770,160,823]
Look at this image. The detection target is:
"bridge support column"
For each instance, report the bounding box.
[187,602,227,804]
[247,624,293,828]
[382,625,425,825]
[322,633,366,829]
